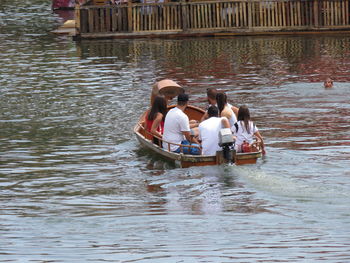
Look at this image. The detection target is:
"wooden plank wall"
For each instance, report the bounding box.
[131,2,183,31]
[320,0,349,27]
[79,5,129,33]
[78,0,350,35]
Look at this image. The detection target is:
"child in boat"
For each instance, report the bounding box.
[232,105,266,155]
[145,95,167,145]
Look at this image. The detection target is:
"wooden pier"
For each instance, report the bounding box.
[74,0,350,39]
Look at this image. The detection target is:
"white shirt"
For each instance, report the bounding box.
[163,107,190,152]
[232,120,258,151]
[199,117,226,155]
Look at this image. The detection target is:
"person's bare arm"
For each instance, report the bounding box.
[182,131,199,144]
[189,119,199,128]
[254,130,266,155]
[150,113,163,138]
[221,117,230,129]
[231,106,239,118]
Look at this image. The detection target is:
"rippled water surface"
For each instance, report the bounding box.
[1,1,350,262]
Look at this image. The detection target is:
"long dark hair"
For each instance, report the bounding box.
[216,92,227,114]
[237,105,251,133]
[147,96,167,121]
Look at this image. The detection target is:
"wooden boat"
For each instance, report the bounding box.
[134,103,263,168]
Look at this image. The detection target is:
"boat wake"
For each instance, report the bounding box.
[231,165,350,202]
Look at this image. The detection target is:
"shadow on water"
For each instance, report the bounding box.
[134,146,177,170]
[142,163,278,216]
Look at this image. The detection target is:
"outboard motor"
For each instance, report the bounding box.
[218,128,235,162]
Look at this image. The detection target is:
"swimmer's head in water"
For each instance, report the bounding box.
[324,78,333,88]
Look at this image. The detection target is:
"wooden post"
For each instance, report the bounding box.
[88,8,93,33]
[282,1,286,27]
[117,6,122,31]
[345,0,349,25]
[278,1,282,26]
[344,0,349,26]
[313,0,319,27]
[106,7,111,32]
[208,3,212,28]
[333,1,340,26]
[297,1,301,26]
[204,2,208,28]
[127,0,133,32]
[75,3,81,35]
[94,8,99,32]
[340,0,344,25]
[100,7,105,32]
[111,7,116,32]
[216,2,220,28]
[259,1,263,27]
[182,0,188,31]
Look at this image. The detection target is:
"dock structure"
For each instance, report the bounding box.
[74,0,350,39]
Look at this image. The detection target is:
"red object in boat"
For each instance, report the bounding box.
[241,141,252,153]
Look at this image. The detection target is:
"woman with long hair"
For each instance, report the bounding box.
[233,105,265,154]
[145,96,167,142]
[216,92,237,128]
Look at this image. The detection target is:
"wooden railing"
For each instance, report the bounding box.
[76,0,350,36]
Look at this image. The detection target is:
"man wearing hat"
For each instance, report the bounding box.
[162,93,200,155]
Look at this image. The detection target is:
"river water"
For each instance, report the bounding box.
[1,1,350,262]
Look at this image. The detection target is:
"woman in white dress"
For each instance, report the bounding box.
[232,105,266,155]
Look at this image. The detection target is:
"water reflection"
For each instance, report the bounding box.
[78,36,350,86]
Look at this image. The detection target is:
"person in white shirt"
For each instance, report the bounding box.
[198,106,230,155]
[162,93,200,154]
[232,105,266,155]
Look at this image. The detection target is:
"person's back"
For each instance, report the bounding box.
[220,105,237,127]
[162,93,200,155]
[145,118,164,134]
[198,106,230,155]
[232,105,265,154]
[233,120,257,149]
[216,92,237,128]
[162,106,189,151]
[145,95,167,144]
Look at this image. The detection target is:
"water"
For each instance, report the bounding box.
[1,1,350,262]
